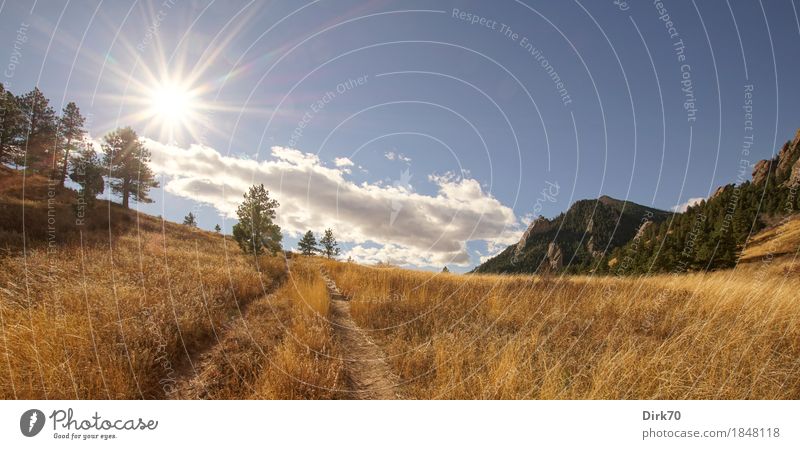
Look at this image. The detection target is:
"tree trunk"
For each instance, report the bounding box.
[59,137,71,188]
[122,178,130,208]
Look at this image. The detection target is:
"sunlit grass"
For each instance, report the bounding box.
[321,259,800,399]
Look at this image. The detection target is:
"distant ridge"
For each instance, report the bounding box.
[475,128,800,275]
[474,195,671,274]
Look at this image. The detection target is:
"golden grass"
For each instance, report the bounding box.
[0,168,346,399]
[190,257,345,399]
[321,259,800,399]
[740,214,800,262]
[2,169,797,400]
[0,218,288,399]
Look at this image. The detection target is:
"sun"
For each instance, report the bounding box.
[147,81,197,130]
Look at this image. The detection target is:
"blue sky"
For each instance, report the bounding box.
[1,0,799,270]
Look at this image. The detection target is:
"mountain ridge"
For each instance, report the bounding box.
[475,127,800,275]
[475,195,672,274]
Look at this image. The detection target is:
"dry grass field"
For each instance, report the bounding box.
[1,168,798,400]
[0,170,343,399]
[321,256,800,399]
[739,214,800,264]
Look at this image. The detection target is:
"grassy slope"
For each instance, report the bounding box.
[0,169,343,399]
[739,214,800,263]
[323,245,799,399]
[3,167,796,399]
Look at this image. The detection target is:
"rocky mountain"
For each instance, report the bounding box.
[476,128,800,275]
[752,128,800,187]
[474,195,671,274]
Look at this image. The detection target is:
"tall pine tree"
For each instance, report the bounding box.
[319,228,340,259]
[58,102,86,187]
[17,87,57,170]
[297,230,319,256]
[232,184,282,255]
[69,142,104,207]
[101,127,159,208]
[0,83,24,165]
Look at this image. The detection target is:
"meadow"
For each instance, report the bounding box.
[0,170,343,399]
[322,256,800,399]
[1,169,798,399]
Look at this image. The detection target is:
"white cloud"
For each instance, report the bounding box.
[671,197,704,213]
[384,151,411,163]
[478,252,498,264]
[145,139,522,266]
[334,157,354,167]
[346,244,453,267]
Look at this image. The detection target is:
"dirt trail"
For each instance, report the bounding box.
[320,268,400,399]
[166,298,272,400]
[168,259,290,400]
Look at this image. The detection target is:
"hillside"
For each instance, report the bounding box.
[477,128,800,275]
[475,196,671,274]
[738,213,800,264]
[2,166,798,399]
[0,168,345,399]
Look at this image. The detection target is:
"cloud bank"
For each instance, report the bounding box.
[144,139,521,267]
[671,197,705,213]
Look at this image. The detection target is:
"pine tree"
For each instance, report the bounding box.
[68,142,104,207]
[442,266,450,273]
[232,184,282,255]
[214,224,221,233]
[58,102,85,187]
[0,83,24,165]
[101,127,159,208]
[297,230,319,256]
[183,212,197,227]
[17,87,57,170]
[319,228,340,259]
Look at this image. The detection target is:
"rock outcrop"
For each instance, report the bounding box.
[777,129,800,180]
[752,128,800,187]
[752,159,774,185]
[711,185,727,199]
[634,220,652,240]
[546,242,563,271]
[514,216,553,259]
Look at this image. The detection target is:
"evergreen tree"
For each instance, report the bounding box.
[17,87,57,170]
[68,142,104,207]
[0,83,24,165]
[214,224,221,233]
[183,212,198,227]
[319,228,340,259]
[101,127,159,208]
[442,266,450,273]
[57,102,85,187]
[232,184,282,255]
[297,230,319,256]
